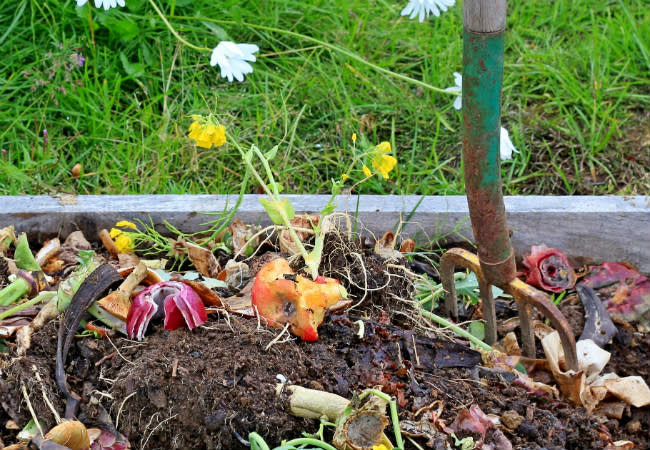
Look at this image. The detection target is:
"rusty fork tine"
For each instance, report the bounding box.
[441,248,480,320]
[440,248,498,345]
[505,279,578,371]
[477,276,497,345]
[440,248,579,371]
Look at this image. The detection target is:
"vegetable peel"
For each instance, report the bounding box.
[126,281,207,340]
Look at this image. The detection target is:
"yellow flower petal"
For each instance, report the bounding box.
[210,124,227,147]
[189,121,201,132]
[109,228,122,239]
[351,133,357,143]
[115,220,136,229]
[373,445,391,450]
[195,136,213,149]
[114,234,133,254]
[189,122,226,149]
[372,154,397,179]
[375,141,391,154]
[341,173,349,181]
[362,165,372,178]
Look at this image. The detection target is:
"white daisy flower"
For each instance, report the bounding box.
[499,127,519,160]
[76,0,126,10]
[401,0,456,23]
[445,71,462,110]
[210,41,259,83]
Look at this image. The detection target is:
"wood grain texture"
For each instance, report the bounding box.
[463,0,507,32]
[1,195,648,272]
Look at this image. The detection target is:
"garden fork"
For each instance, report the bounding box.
[440,0,578,370]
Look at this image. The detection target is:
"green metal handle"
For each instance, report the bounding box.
[462,0,516,285]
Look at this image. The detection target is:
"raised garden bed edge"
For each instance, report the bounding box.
[1,194,648,272]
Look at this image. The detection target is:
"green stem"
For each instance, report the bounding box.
[0,277,31,307]
[358,389,404,450]
[147,0,207,52]
[252,146,281,198]
[239,144,313,275]
[278,207,313,274]
[0,291,56,321]
[282,438,338,450]
[234,143,274,199]
[15,234,41,271]
[171,16,451,96]
[247,432,270,450]
[419,309,493,352]
[207,166,251,241]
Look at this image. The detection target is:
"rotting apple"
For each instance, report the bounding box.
[251,258,346,341]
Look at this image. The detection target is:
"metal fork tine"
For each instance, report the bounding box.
[440,247,578,371]
[440,248,497,344]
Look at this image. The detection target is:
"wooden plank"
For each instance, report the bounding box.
[1,195,648,272]
[463,0,507,33]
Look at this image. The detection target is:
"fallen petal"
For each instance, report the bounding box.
[446,404,491,438]
[126,294,158,340]
[576,339,610,384]
[600,374,650,408]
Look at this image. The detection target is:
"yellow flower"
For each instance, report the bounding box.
[372,444,391,450]
[372,154,397,179]
[188,120,227,149]
[341,173,349,181]
[205,123,227,147]
[115,220,136,229]
[109,227,122,239]
[114,234,134,254]
[375,141,391,154]
[362,165,372,178]
[351,133,357,143]
[371,141,397,179]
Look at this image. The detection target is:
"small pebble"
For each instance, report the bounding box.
[501,410,524,430]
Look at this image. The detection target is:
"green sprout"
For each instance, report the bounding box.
[451,433,475,450]
[248,432,337,450]
[241,143,337,280]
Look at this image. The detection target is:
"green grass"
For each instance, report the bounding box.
[0,0,648,196]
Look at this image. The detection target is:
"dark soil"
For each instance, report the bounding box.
[1,241,649,450]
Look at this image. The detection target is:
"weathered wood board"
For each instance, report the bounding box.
[1,195,648,272]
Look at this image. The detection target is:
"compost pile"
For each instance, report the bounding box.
[0,220,648,450]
